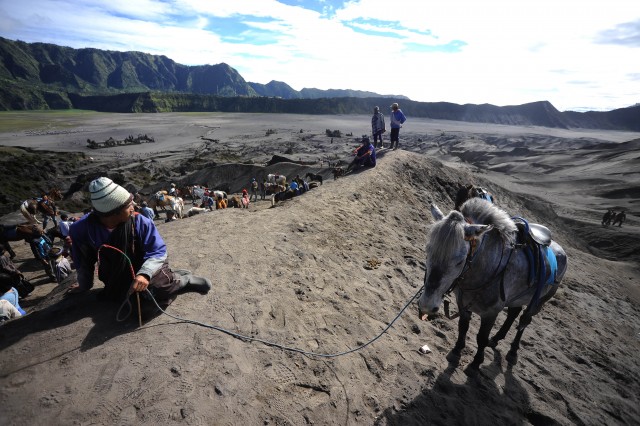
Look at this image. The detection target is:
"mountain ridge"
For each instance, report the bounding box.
[0,37,638,130]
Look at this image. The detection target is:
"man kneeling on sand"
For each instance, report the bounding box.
[67,177,211,310]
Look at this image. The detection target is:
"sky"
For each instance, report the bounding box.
[0,0,638,112]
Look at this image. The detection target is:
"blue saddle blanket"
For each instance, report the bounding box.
[544,245,557,285]
[526,243,558,286]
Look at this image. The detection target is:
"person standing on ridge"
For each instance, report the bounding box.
[250,178,259,202]
[371,106,386,149]
[389,102,407,150]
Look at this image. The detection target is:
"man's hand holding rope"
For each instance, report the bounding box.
[131,274,150,293]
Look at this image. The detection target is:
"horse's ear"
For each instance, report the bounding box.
[463,224,493,240]
[430,202,445,221]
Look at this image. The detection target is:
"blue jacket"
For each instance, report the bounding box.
[357,143,376,166]
[30,236,51,260]
[69,213,167,290]
[140,206,155,220]
[1,288,26,315]
[390,109,407,129]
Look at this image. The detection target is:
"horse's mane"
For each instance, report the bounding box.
[460,198,517,244]
[428,199,518,263]
[427,211,466,265]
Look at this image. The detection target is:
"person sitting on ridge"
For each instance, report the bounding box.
[0,273,27,317]
[202,195,215,211]
[165,210,177,223]
[140,201,155,220]
[48,247,72,284]
[241,189,250,208]
[0,243,34,297]
[289,180,299,195]
[67,177,211,313]
[347,136,376,173]
[216,195,227,210]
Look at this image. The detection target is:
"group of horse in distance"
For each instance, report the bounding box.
[601,209,626,227]
[142,173,326,217]
[0,188,63,259]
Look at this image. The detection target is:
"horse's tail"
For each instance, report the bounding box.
[20,202,39,224]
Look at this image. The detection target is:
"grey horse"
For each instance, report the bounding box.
[418,198,567,372]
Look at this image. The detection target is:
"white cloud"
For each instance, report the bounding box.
[0,0,638,110]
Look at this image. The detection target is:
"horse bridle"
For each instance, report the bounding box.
[441,231,514,319]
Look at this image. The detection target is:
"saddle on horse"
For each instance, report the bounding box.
[512,217,558,310]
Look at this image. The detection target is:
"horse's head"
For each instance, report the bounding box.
[49,188,63,200]
[418,202,493,320]
[454,184,473,211]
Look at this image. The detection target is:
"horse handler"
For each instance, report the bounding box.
[67,177,211,313]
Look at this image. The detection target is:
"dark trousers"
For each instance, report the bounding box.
[373,131,384,147]
[390,128,400,148]
[100,260,185,305]
[42,214,57,230]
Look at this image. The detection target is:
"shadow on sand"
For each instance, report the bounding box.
[375,352,559,426]
[0,273,164,378]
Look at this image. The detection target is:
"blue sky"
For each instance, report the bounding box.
[0,0,638,111]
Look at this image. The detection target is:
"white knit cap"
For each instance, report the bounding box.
[89,177,132,213]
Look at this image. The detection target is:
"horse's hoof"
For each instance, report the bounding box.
[464,363,480,377]
[446,350,462,364]
[506,351,519,365]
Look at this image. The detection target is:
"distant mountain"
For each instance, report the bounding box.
[298,87,409,100]
[0,37,401,106]
[249,80,301,99]
[247,80,410,101]
[0,37,638,130]
[0,37,258,97]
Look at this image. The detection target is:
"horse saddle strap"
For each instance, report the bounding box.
[529,223,551,246]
